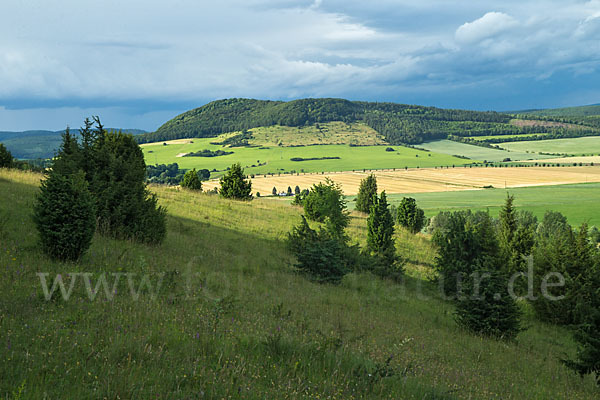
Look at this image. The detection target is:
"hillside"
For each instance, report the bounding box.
[516,104,600,118]
[136,98,599,146]
[0,128,147,159]
[1,168,598,398]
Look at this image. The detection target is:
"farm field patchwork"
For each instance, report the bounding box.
[417,139,553,162]
[202,165,600,197]
[499,136,600,155]
[384,182,600,227]
[521,155,600,164]
[142,138,472,176]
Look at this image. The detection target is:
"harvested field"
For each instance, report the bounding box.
[201,166,600,196]
[522,155,600,164]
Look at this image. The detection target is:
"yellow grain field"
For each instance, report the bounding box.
[201,166,600,196]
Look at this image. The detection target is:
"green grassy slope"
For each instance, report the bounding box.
[142,138,472,177]
[379,183,600,227]
[0,169,598,399]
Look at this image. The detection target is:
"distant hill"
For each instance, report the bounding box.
[515,104,600,118]
[136,98,600,146]
[0,128,147,159]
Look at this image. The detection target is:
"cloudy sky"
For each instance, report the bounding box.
[1,0,600,131]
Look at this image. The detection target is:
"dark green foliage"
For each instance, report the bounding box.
[292,188,309,206]
[184,149,233,157]
[146,163,185,185]
[355,174,377,214]
[498,195,538,274]
[432,210,501,297]
[181,168,203,190]
[287,186,293,196]
[272,187,277,196]
[365,191,402,279]
[49,119,167,245]
[530,214,596,326]
[33,170,96,261]
[303,178,349,237]
[286,216,350,283]
[455,268,522,340]
[219,163,252,200]
[563,258,600,385]
[0,143,14,168]
[294,185,301,195]
[397,197,426,234]
[290,156,340,162]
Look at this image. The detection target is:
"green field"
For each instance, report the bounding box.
[381,183,600,227]
[417,139,553,162]
[142,138,472,176]
[499,136,600,155]
[1,169,598,398]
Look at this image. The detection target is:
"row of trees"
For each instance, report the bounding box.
[430,196,600,382]
[33,118,167,260]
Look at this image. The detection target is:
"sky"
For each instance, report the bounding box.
[1,0,600,131]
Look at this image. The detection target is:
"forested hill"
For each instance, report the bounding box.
[136,98,600,145]
[135,98,514,145]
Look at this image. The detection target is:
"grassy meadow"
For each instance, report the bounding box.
[142,138,471,177]
[1,168,598,399]
[417,140,553,162]
[499,136,600,155]
[379,182,600,228]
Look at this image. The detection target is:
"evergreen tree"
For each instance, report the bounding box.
[272,187,277,195]
[287,186,293,196]
[563,257,600,385]
[498,195,537,274]
[287,216,349,283]
[33,170,96,261]
[181,168,203,190]
[219,163,252,200]
[355,174,377,213]
[455,267,522,340]
[397,197,426,234]
[294,185,301,195]
[366,191,402,279]
[432,210,501,297]
[0,143,14,168]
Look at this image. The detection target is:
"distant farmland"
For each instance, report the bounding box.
[142,137,471,176]
[201,165,600,196]
[499,136,600,155]
[416,139,553,162]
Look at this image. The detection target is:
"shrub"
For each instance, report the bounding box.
[355,174,377,214]
[397,197,426,234]
[181,168,203,190]
[219,163,252,200]
[33,170,96,261]
[303,178,349,237]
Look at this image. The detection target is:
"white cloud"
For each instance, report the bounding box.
[455,12,518,44]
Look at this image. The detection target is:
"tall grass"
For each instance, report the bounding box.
[0,169,597,399]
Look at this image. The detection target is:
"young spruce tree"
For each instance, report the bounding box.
[355,174,377,213]
[366,191,401,279]
[181,168,203,190]
[219,163,252,200]
[397,197,426,234]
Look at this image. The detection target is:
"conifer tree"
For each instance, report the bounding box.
[287,186,293,196]
[294,185,301,195]
[397,197,426,234]
[366,191,402,279]
[219,163,252,200]
[355,174,377,213]
[181,168,202,190]
[272,187,277,196]
[33,169,96,261]
[455,267,522,340]
[0,143,14,168]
